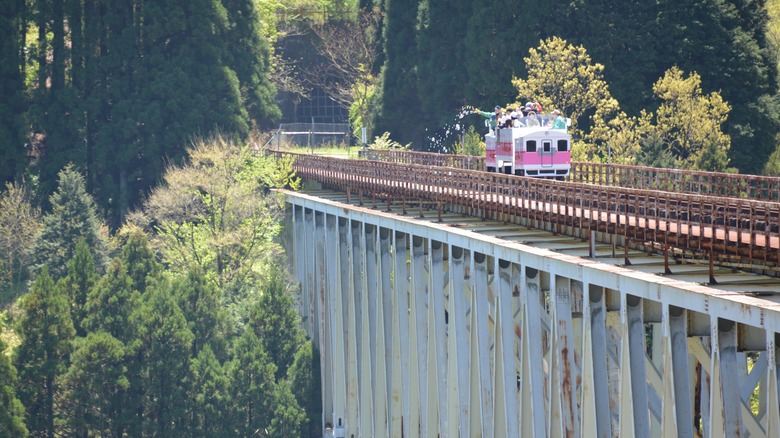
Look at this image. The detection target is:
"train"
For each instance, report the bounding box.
[484,114,571,180]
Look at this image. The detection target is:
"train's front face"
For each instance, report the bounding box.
[513,128,571,179]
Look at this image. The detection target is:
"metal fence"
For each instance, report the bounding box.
[272,122,351,148]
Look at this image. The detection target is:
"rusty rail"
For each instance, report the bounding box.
[358,149,780,202]
[275,151,780,269]
[358,148,486,170]
[569,162,780,201]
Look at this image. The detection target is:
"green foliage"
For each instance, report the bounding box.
[173,267,229,358]
[655,0,777,174]
[638,131,678,169]
[228,328,277,436]
[58,238,97,336]
[128,135,287,289]
[16,0,282,226]
[249,266,306,380]
[463,0,528,110]
[652,67,732,172]
[83,259,140,345]
[0,336,27,437]
[553,0,659,117]
[118,229,162,294]
[32,165,107,281]
[375,0,423,147]
[222,0,281,126]
[0,1,26,185]
[186,345,230,437]
[61,332,129,437]
[0,182,41,297]
[14,267,75,438]
[288,342,322,438]
[585,110,653,165]
[512,36,619,143]
[417,0,471,126]
[369,131,410,150]
[268,379,306,438]
[135,281,194,437]
[452,125,485,157]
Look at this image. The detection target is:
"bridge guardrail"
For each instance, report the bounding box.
[274,151,780,268]
[356,148,780,202]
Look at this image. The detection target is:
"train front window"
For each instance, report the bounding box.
[543,140,551,153]
[526,140,537,153]
[557,139,568,152]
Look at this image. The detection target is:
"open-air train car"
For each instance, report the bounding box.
[485,116,571,180]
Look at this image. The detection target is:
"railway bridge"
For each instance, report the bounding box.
[278,150,780,438]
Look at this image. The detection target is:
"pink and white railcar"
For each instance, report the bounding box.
[485,117,571,179]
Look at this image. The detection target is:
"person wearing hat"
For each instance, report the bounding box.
[552,109,567,130]
[473,105,501,133]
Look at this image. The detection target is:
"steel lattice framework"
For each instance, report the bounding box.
[277,150,780,437]
[286,189,780,438]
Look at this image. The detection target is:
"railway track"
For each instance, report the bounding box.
[273,150,780,275]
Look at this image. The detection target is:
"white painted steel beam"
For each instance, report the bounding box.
[284,192,780,438]
[411,235,428,437]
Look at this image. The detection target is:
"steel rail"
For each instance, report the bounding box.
[275,151,780,268]
[358,149,780,201]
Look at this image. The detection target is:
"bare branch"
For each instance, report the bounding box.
[299,10,382,135]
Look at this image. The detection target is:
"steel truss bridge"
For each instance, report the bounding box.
[278,150,780,438]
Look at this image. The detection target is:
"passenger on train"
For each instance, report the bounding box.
[526,111,541,126]
[551,109,567,130]
[499,110,513,128]
[474,105,501,132]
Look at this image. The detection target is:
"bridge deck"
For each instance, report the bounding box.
[276,151,780,272]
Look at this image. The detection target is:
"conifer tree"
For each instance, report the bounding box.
[136,281,194,437]
[32,165,107,281]
[417,0,471,124]
[119,230,161,294]
[14,267,75,438]
[186,345,230,437]
[61,332,129,437]
[267,380,306,438]
[58,238,97,336]
[0,0,26,184]
[288,342,321,438]
[248,266,305,379]
[375,0,423,147]
[86,0,145,226]
[222,0,281,126]
[83,259,140,343]
[228,329,277,437]
[0,337,27,437]
[173,267,228,359]
[29,0,86,205]
[463,0,528,109]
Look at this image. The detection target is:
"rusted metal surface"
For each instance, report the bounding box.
[288,191,780,438]
[358,148,486,170]
[569,162,780,201]
[274,151,780,271]
[356,149,780,202]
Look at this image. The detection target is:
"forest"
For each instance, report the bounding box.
[2,0,780,437]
